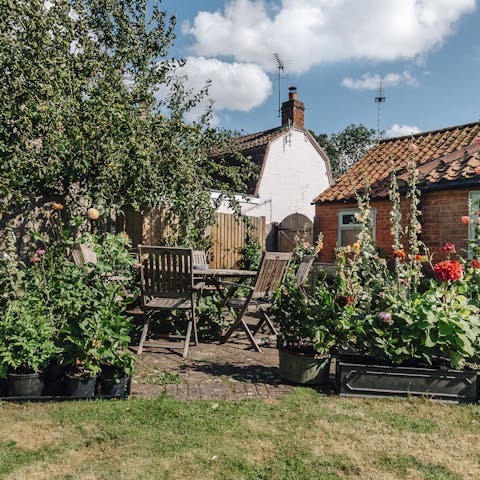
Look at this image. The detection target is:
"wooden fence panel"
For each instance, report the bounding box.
[119,209,266,269]
[209,213,266,268]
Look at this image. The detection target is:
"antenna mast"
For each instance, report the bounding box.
[273,53,286,117]
[375,81,386,139]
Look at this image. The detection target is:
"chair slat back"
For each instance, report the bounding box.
[295,255,315,285]
[139,245,193,299]
[192,250,209,268]
[72,243,98,266]
[254,252,292,297]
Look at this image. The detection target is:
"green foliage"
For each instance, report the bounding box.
[0,0,255,246]
[0,297,60,374]
[237,238,262,271]
[0,211,136,378]
[196,293,228,341]
[311,124,378,179]
[272,276,338,355]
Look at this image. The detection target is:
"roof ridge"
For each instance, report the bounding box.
[379,120,480,143]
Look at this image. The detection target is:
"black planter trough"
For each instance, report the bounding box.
[335,354,478,404]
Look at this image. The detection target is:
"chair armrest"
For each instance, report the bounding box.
[219,281,254,290]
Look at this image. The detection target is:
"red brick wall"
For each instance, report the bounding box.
[314,188,475,262]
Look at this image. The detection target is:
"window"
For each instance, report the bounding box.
[468,191,480,258]
[337,209,376,247]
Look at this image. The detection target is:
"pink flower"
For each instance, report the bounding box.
[378,312,393,325]
[31,256,41,263]
[477,138,480,145]
[35,249,46,256]
[475,165,480,175]
[441,243,456,253]
[461,216,471,224]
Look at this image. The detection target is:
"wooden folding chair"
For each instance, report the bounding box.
[137,246,198,358]
[220,252,292,352]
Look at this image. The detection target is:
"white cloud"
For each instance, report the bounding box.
[342,71,419,90]
[173,56,272,125]
[386,123,422,138]
[184,0,476,74]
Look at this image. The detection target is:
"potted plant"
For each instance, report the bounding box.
[0,297,60,397]
[272,274,338,385]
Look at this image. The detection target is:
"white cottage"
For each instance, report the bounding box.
[213,87,332,250]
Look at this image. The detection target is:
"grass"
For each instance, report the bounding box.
[0,388,479,479]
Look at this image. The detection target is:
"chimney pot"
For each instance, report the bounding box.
[281,86,304,129]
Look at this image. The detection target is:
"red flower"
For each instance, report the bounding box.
[337,295,355,307]
[415,254,427,262]
[475,165,480,175]
[393,249,406,261]
[461,216,471,225]
[440,243,456,253]
[471,259,480,269]
[433,260,463,282]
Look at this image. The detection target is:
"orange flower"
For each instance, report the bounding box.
[52,202,64,210]
[393,249,406,261]
[353,242,360,254]
[415,254,427,262]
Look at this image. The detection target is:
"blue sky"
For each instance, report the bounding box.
[160,0,480,138]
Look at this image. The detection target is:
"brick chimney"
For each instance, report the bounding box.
[281,86,305,128]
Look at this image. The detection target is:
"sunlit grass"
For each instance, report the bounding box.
[0,389,479,479]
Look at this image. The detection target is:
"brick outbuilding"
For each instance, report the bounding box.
[313,122,480,262]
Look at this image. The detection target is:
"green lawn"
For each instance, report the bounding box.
[1,389,479,479]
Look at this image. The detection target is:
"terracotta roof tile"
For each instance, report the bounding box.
[314,121,480,203]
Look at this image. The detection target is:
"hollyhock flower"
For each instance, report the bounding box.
[52,202,64,210]
[475,165,480,175]
[35,249,46,256]
[471,259,480,269]
[433,260,463,282]
[461,216,471,224]
[353,242,360,254]
[441,243,456,253]
[378,312,393,325]
[393,249,406,260]
[337,295,355,307]
[31,256,41,263]
[415,254,427,262]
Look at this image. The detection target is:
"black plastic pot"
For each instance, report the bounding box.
[7,372,45,397]
[335,353,478,403]
[43,364,65,396]
[99,375,130,397]
[278,348,331,385]
[64,373,97,398]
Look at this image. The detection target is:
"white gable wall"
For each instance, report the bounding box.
[214,128,330,230]
[247,129,330,224]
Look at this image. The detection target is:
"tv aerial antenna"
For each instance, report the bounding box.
[375,81,386,140]
[273,53,287,117]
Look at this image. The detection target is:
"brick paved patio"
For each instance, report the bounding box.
[130,336,297,401]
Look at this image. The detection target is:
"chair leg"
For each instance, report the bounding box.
[192,304,198,346]
[137,311,151,355]
[183,320,193,358]
[261,312,278,336]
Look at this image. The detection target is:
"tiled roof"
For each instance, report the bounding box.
[314,121,480,203]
